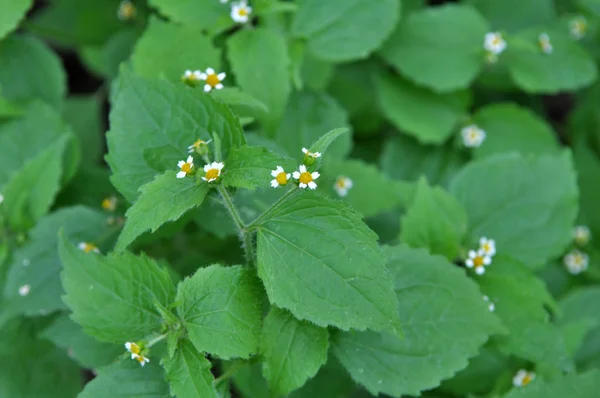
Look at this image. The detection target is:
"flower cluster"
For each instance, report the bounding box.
[512,369,535,387]
[182,68,226,92]
[461,124,486,148]
[176,139,225,183]
[563,225,592,275]
[270,148,324,190]
[125,342,150,367]
[465,237,496,275]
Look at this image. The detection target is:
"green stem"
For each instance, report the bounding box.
[147,334,167,348]
[217,185,246,232]
[246,187,298,231]
[215,361,245,385]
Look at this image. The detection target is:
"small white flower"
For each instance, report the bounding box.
[569,17,587,40]
[78,242,100,254]
[465,249,492,275]
[512,369,535,387]
[482,295,495,312]
[177,156,195,179]
[182,70,203,86]
[334,176,353,197]
[270,166,291,188]
[101,196,117,212]
[292,165,320,190]
[199,68,226,92]
[573,225,591,246]
[231,1,252,23]
[538,33,553,54]
[563,250,589,275]
[125,342,141,358]
[117,0,136,21]
[479,237,496,257]
[302,148,322,159]
[461,125,486,148]
[484,32,507,55]
[202,161,224,182]
[0,193,4,205]
[187,139,212,154]
[18,284,31,296]
[132,353,150,366]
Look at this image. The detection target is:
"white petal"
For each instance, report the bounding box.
[286,173,291,179]
[206,67,215,75]
[302,148,309,154]
[465,259,474,268]
[271,170,279,177]
[299,183,307,188]
[177,160,185,168]
[204,84,212,92]
[311,171,320,180]
[299,165,307,173]
[246,6,252,12]
[201,176,208,181]
[292,171,300,179]
[308,181,317,189]
[345,178,353,188]
[475,267,485,275]
[208,178,216,182]
[186,155,193,163]
[271,179,279,188]
[214,162,224,170]
[215,83,224,90]
[479,237,487,245]
[313,152,322,158]
[468,250,476,258]
[199,73,207,80]
[177,171,186,179]
[217,72,226,80]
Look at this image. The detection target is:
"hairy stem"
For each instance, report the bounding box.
[246,187,298,231]
[216,185,256,265]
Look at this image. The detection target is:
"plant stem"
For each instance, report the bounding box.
[147,334,167,348]
[216,185,256,264]
[246,187,298,231]
[215,360,245,385]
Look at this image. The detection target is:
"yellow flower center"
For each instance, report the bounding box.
[128,343,141,355]
[192,139,205,148]
[573,254,584,265]
[134,355,147,364]
[521,374,533,386]
[469,131,478,140]
[276,172,288,185]
[83,243,98,253]
[238,8,249,16]
[492,36,501,45]
[299,172,313,185]
[205,168,219,180]
[120,2,135,18]
[473,256,484,267]
[181,163,192,173]
[206,74,220,87]
[336,179,347,188]
[483,243,491,252]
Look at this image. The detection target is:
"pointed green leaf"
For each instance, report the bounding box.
[163,340,219,398]
[106,71,245,202]
[0,0,33,40]
[332,246,503,397]
[115,171,210,251]
[260,308,329,396]
[177,265,263,359]
[308,128,350,159]
[256,192,401,333]
[400,178,467,260]
[450,152,578,269]
[59,234,176,343]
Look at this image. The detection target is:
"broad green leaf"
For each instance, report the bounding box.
[59,234,176,343]
[291,0,399,62]
[559,288,600,368]
[0,318,82,398]
[465,0,556,32]
[380,135,467,188]
[222,146,296,191]
[374,71,467,144]
[106,71,245,202]
[3,206,112,317]
[227,27,291,134]
[0,136,67,230]
[163,340,219,398]
[450,152,578,269]
[288,356,356,398]
[275,91,351,158]
[380,4,488,92]
[478,256,572,370]
[400,178,468,260]
[260,307,329,396]
[0,35,66,108]
[79,360,171,398]
[506,29,597,93]
[472,103,559,158]
[132,17,221,82]
[0,0,33,40]
[40,313,122,369]
[332,246,503,397]
[177,265,263,359]
[63,95,103,166]
[256,192,401,333]
[503,370,600,398]
[115,171,210,251]
[211,88,269,120]
[320,158,406,217]
[148,0,232,34]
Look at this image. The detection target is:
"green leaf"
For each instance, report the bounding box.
[211,87,269,120]
[374,71,467,144]
[115,171,210,251]
[380,4,488,92]
[131,17,221,83]
[291,0,399,62]
[559,288,600,368]
[400,178,468,260]
[59,234,176,343]
[0,0,33,40]
[63,95,103,166]
[472,103,559,158]
[148,0,232,35]
[3,206,112,317]
[450,152,578,269]
[177,264,263,359]
[79,28,140,80]
[0,135,68,230]
[79,360,171,398]
[465,0,556,33]
[0,35,66,108]
[227,27,291,133]
[256,192,401,333]
[106,71,245,202]
[288,356,356,398]
[319,158,406,217]
[307,128,350,159]
[332,246,503,397]
[222,146,296,191]
[40,313,122,369]
[231,362,270,398]
[505,29,597,93]
[275,91,352,158]
[503,370,600,398]
[163,340,219,398]
[260,307,329,396]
